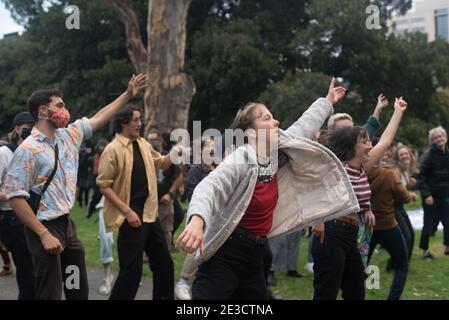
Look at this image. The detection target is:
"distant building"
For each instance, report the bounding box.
[3,32,20,40]
[390,0,449,42]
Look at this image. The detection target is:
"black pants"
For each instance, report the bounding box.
[25,215,89,300]
[420,195,449,251]
[172,198,184,235]
[87,180,102,218]
[192,229,269,300]
[395,205,415,260]
[312,220,365,300]
[109,219,174,300]
[77,187,90,207]
[263,241,273,285]
[0,210,35,300]
[368,226,409,300]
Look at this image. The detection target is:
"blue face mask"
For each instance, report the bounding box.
[20,127,32,140]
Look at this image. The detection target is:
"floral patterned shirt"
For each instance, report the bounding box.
[5,118,92,221]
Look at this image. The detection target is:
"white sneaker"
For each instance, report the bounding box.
[175,281,192,300]
[99,273,114,296]
[305,262,314,274]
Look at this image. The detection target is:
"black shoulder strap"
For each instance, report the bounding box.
[5,143,18,152]
[40,144,59,196]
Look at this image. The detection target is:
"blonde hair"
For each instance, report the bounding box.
[327,113,353,130]
[393,144,418,175]
[429,126,447,143]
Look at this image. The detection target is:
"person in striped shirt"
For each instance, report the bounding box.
[311,97,408,300]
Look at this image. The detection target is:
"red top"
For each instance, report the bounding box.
[238,174,279,236]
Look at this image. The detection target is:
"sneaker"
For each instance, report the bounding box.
[99,273,114,296]
[305,262,314,274]
[445,247,449,256]
[0,266,13,277]
[175,281,192,300]
[423,251,434,260]
[268,289,283,300]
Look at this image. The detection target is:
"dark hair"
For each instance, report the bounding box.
[27,89,63,120]
[113,105,143,133]
[327,126,369,162]
[95,138,109,153]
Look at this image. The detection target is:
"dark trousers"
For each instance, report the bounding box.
[312,220,365,300]
[192,229,269,300]
[0,210,35,300]
[87,181,102,218]
[25,215,89,300]
[172,198,184,235]
[420,195,449,251]
[395,205,415,260]
[109,219,174,300]
[368,226,409,300]
[77,187,90,207]
[263,241,273,285]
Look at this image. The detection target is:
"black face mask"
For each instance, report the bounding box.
[20,127,32,140]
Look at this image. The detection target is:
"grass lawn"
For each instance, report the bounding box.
[70,200,449,300]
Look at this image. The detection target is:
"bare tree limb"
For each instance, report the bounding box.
[107,0,148,74]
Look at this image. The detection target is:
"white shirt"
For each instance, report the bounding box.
[0,145,13,211]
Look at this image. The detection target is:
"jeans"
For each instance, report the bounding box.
[192,228,269,300]
[307,234,314,263]
[394,204,414,260]
[269,230,301,272]
[98,207,113,265]
[312,219,365,300]
[420,195,449,250]
[368,226,409,300]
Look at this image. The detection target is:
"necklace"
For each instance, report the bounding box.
[258,161,274,183]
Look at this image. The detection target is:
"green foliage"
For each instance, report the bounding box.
[186,18,278,130]
[259,72,330,128]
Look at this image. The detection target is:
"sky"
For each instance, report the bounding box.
[0,2,24,38]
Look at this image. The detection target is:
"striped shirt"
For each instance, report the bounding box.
[344,163,371,212]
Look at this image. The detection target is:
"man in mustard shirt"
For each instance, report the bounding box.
[97,105,180,300]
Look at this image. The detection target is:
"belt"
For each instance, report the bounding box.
[328,217,359,229]
[233,227,267,245]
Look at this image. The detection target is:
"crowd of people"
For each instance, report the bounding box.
[1,75,449,301]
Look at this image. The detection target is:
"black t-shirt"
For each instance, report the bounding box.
[130,141,149,214]
[156,161,180,199]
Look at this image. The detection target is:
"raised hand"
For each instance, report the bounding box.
[326,77,347,105]
[376,93,389,110]
[126,73,148,97]
[394,96,408,112]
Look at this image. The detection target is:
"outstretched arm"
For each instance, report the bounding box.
[363,93,389,139]
[372,93,389,120]
[284,77,346,140]
[365,97,408,172]
[89,74,147,132]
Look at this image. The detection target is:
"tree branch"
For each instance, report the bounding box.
[107,0,148,74]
